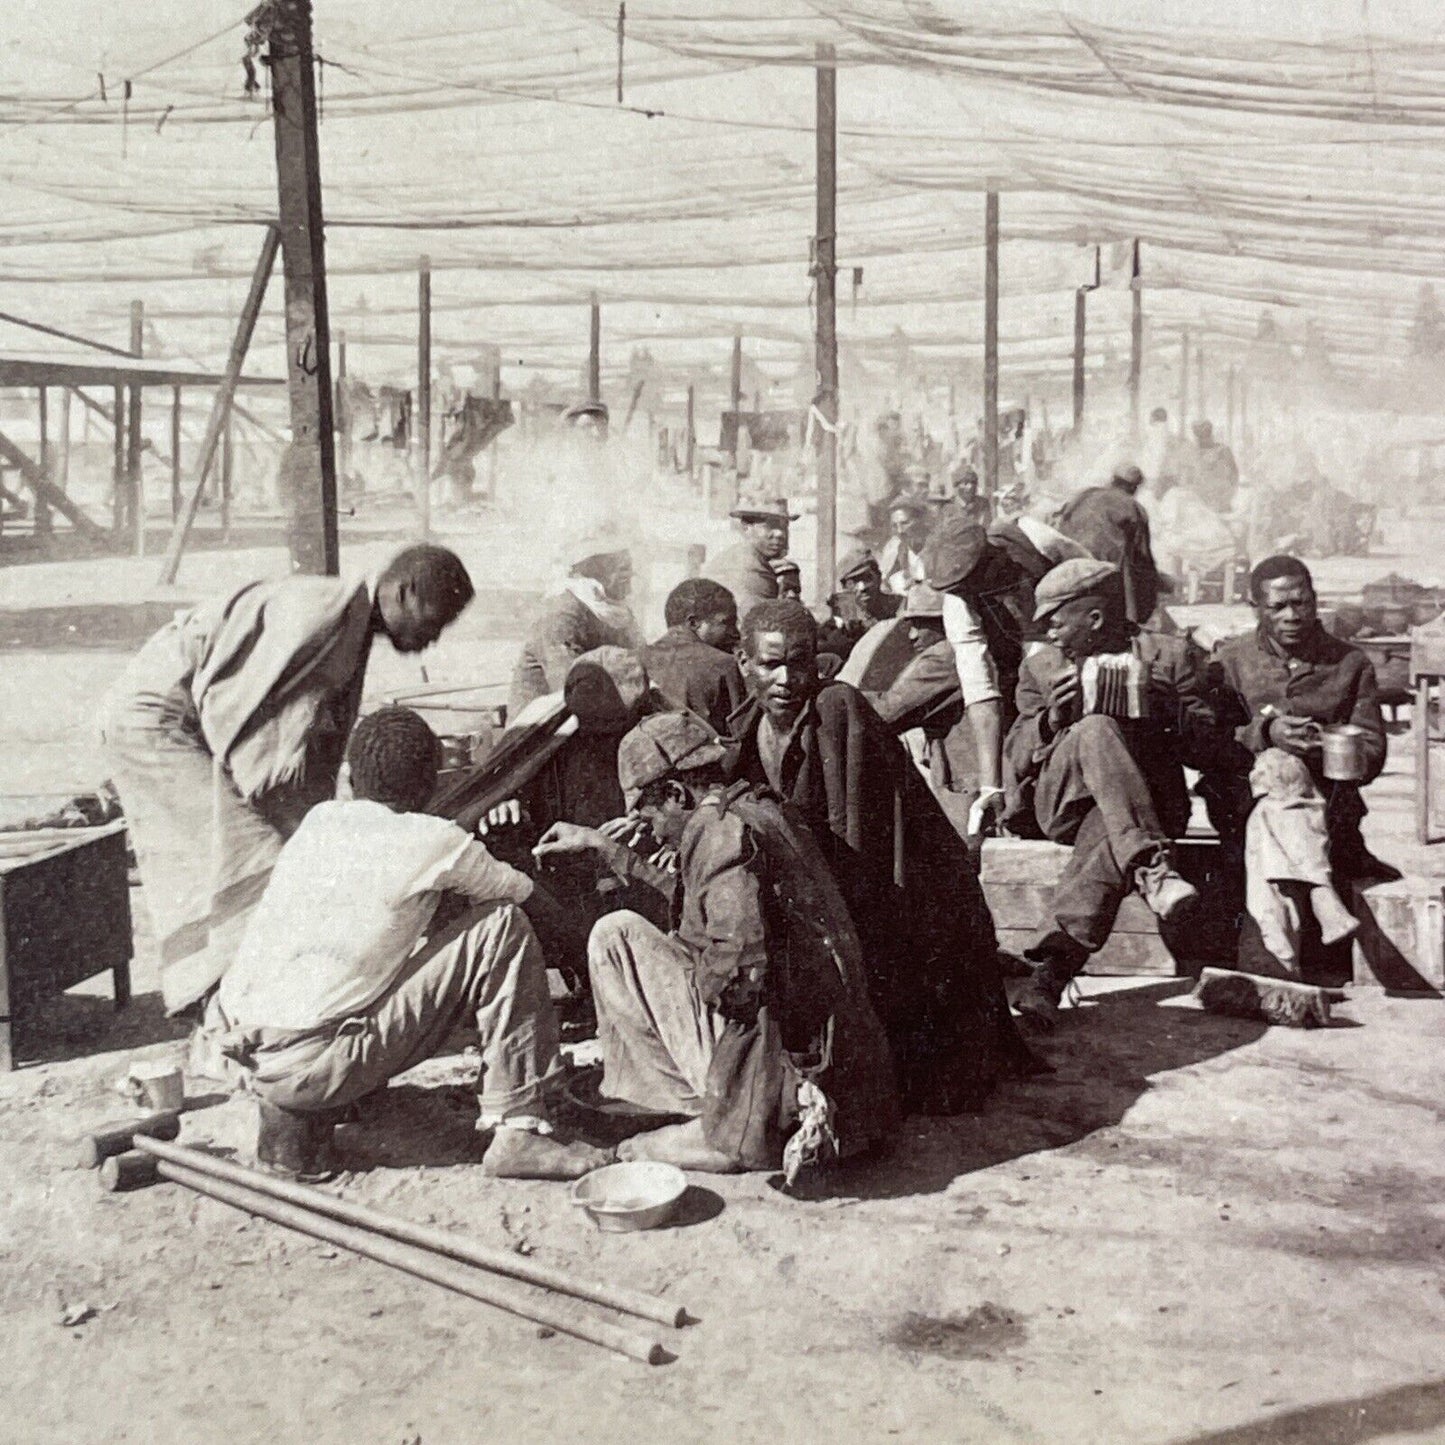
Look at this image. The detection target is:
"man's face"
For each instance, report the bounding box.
[890,508,925,545]
[907,618,945,653]
[1044,596,1106,661]
[1257,576,1317,651]
[954,476,978,503]
[637,788,691,846]
[600,555,633,601]
[844,565,882,604]
[695,603,740,653]
[378,581,456,654]
[776,572,802,601]
[742,629,817,724]
[744,518,789,560]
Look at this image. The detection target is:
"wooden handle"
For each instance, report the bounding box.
[154,1158,667,1365]
[77,1110,181,1169]
[134,1135,685,1328]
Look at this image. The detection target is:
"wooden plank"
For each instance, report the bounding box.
[982,190,999,496]
[417,256,432,540]
[813,42,838,604]
[129,301,145,558]
[157,224,279,585]
[0,427,109,543]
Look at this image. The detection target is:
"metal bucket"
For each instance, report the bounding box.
[1321,723,1368,781]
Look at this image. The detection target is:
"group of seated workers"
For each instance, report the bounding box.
[204,551,1389,1184]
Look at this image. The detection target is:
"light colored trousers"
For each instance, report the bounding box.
[588,910,726,1117]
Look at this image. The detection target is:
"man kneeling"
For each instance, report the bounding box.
[534,711,898,1181]
[208,706,609,1180]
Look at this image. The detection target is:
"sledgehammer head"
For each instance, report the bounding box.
[77,1111,181,1170]
[99,1150,160,1192]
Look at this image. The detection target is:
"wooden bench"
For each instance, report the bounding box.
[0,820,132,1069]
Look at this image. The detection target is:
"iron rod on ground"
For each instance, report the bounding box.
[147,1154,667,1364]
[135,1135,685,1328]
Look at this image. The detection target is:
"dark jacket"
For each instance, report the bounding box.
[1210,624,1386,789]
[1007,629,1229,837]
[1055,485,1161,623]
[660,782,899,1168]
[727,682,1034,1111]
[865,638,961,738]
[704,541,778,619]
[509,591,635,718]
[641,627,747,735]
[820,590,900,662]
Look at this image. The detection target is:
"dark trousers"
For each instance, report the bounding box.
[1029,715,1171,968]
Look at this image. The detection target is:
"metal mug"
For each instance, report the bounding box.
[125,1061,185,1113]
[1321,723,1368,782]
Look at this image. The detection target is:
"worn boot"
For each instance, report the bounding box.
[1013,936,1088,1034]
[1133,845,1200,923]
[256,1100,339,1182]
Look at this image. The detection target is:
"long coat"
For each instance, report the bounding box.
[727,682,1035,1112]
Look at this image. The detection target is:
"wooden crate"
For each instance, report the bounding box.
[0,820,132,1069]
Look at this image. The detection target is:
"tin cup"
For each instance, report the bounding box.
[125,1060,185,1113]
[1321,723,1368,782]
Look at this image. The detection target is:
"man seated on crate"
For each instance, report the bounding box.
[1199,554,1391,985]
[640,578,746,736]
[1006,560,1236,1032]
[531,710,899,1184]
[205,706,612,1182]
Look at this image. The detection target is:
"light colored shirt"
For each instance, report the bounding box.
[1015,514,1090,567]
[942,592,1002,707]
[219,799,532,1031]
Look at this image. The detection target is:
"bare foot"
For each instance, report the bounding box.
[618,1120,741,1173]
[481,1127,614,1180]
[1310,885,1360,946]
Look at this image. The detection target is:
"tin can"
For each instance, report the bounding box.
[1321,723,1368,781]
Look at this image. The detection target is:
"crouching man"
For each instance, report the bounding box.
[1008,560,1231,1031]
[206,706,611,1181]
[534,711,899,1182]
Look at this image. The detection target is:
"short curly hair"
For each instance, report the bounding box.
[378,545,475,621]
[346,706,442,813]
[664,577,736,628]
[739,598,818,659]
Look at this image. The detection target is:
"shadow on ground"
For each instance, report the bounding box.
[836,980,1268,1201]
[1173,1377,1445,1445]
[10,986,188,1069]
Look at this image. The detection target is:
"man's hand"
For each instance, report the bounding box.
[1266,715,1321,758]
[1045,670,1082,737]
[598,814,648,848]
[966,786,1006,841]
[478,798,524,836]
[532,821,609,860]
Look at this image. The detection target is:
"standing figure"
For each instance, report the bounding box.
[1054,465,1162,624]
[704,499,797,618]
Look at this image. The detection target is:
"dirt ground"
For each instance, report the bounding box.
[2,509,1445,1445]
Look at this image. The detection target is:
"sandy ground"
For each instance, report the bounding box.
[1,504,1444,1444]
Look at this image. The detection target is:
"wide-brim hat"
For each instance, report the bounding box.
[617,710,738,809]
[1033,559,1123,621]
[561,399,609,425]
[731,497,799,523]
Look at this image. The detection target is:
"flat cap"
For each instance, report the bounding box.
[769,557,801,577]
[836,546,879,584]
[921,513,988,593]
[1033,559,1123,621]
[617,711,736,808]
[1112,464,1144,488]
[900,583,945,620]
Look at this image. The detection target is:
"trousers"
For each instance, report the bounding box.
[1030,714,1170,961]
[246,900,564,1119]
[587,910,726,1118]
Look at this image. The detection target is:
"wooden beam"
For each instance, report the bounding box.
[1072,287,1087,436]
[57,386,71,491]
[269,0,339,576]
[111,386,125,535]
[221,410,234,539]
[1178,328,1190,438]
[417,256,432,540]
[335,328,350,484]
[157,225,279,586]
[685,384,695,478]
[129,301,145,558]
[588,294,601,402]
[0,428,108,543]
[1128,239,1143,439]
[982,191,999,497]
[170,386,182,520]
[35,388,51,537]
[814,42,839,605]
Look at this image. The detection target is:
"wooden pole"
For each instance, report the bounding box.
[1195,337,1206,421]
[982,190,999,497]
[269,0,339,576]
[129,301,145,557]
[1072,287,1087,435]
[417,255,432,541]
[221,409,234,538]
[587,294,601,403]
[685,384,696,478]
[0,429,108,543]
[158,225,279,586]
[814,42,839,604]
[730,331,743,462]
[1226,364,1237,447]
[170,387,182,519]
[1128,239,1143,439]
[35,387,51,537]
[1178,328,1190,437]
[57,385,71,492]
[111,386,125,535]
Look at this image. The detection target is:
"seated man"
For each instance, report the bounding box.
[641,578,745,735]
[1007,561,1230,1031]
[208,707,610,1181]
[819,547,900,663]
[769,557,804,601]
[534,711,898,1180]
[1205,554,1390,977]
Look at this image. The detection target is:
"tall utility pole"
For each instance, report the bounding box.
[417,256,432,541]
[1128,239,1143,439]
[1178,327,1190,437]
[128,300,145,555]
[267,0,339,575]
[588,294,601,402]
[814,43,839,603]
[730,332,744,465]
[983,190,1000,497]
[1072,247,1101,436]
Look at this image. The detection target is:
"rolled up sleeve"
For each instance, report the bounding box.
[943,593,1001,706]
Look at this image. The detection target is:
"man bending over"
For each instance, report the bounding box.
[208,706,610,1180]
